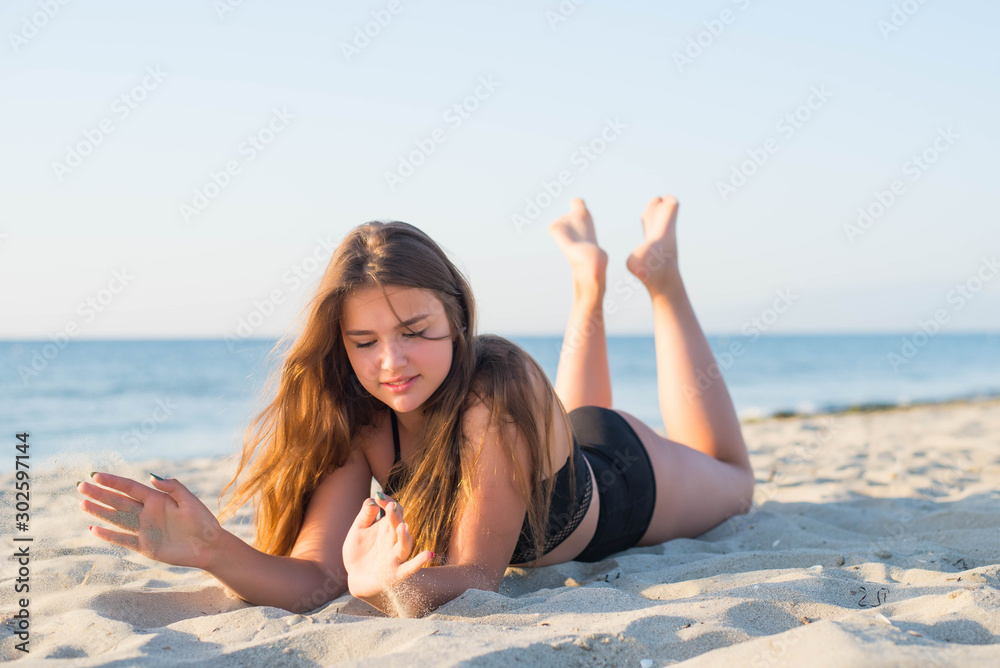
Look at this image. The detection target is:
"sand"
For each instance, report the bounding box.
[2,397,998,666]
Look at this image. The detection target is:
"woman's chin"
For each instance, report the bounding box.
[380,394,423,413]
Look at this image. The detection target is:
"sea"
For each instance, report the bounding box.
[2,334,998,465]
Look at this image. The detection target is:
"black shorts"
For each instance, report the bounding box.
[569,406,657,562]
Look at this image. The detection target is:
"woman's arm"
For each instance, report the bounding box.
[204,446,374,612]
[80,445,373,614]
[202,530,341,614]
[345,401,529,617]
[359,562,498,618]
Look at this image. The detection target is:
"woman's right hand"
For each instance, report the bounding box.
[78,472,224,570]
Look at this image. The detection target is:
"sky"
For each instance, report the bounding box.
[1,0,998,340]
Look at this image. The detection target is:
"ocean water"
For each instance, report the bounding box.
[1,334,998,464]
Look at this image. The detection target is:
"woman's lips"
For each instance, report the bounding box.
[382,376,417,393]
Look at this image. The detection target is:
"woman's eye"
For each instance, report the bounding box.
[403,329,428,339]
[354,341,375,349]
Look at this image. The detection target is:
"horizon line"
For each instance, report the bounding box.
[1,330,998,343]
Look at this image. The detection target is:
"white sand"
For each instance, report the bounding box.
[2,398,998,666]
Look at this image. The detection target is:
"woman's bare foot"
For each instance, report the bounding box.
[627,196,681,292]
[548,199,608,297]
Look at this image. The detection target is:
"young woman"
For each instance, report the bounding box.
[78,196,754,617]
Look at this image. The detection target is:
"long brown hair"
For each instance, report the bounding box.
[218,221,566,562]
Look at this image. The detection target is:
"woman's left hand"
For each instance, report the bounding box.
[342,493,434,600]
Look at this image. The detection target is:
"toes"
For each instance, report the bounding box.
[653,195,679,214]
[643,197,662,221]
[643,196,680,229]
[646,195,678,212]
[547,216,570,238]
[570,199,593,228]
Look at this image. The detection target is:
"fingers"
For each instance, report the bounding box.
[374,493,404,522]
[384,501,403,533]
[88,472,156,504]
[147,476,190,510]
[88,524,140,552]
[80,498,142,532]
[374,491,395,508]
[397,549,435,581]
[393,521,413,561]
[354,498,381,530]
[77,481,143,514]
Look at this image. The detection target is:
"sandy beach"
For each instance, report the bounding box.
[2,397,998,666]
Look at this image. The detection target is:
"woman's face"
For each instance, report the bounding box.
[341,285,455,414]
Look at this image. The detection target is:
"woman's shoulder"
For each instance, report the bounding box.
[463,337,554,445]
[459,393,534,484]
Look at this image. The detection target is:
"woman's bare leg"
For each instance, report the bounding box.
[626,196,750,471]
[615,196,753,545]
[548,199,612,411]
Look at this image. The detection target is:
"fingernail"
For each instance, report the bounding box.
[75,481,82,488]
[88,526,93,531]
[90,471,97,478]
[365,499,377,506]
[149,473,164,480]
[376,491,387,501]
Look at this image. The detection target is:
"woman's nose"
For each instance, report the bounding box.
[380,339,406,370]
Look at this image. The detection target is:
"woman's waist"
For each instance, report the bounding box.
[512,455,600,566]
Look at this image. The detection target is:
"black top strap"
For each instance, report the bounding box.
[384,412,405,497]
[390,411,401,464]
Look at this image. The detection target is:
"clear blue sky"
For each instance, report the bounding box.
[1,0,997,339]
